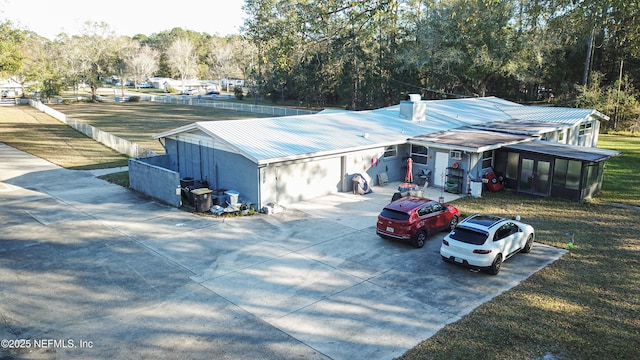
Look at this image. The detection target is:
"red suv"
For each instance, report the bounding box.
[376,197,460,248]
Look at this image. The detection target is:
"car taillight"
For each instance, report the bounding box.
[473,249,492,254]
[442,239,449,246]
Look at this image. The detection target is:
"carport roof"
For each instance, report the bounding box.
[154,97,606,164]
[504,141,621,162]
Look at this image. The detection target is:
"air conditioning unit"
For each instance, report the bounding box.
[450,150,463,160]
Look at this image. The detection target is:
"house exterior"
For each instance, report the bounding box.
[132,96,620,208]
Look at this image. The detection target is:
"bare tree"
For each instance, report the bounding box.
[75,21,118,100]
[127,44,159,88]
[112,36,138,97]
[166,37,198,92]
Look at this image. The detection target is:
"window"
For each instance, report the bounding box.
[482,151,493,169]
[411,144,428,164]
[506,152,519,180]
[586,164,598,187]
[494,223,518,241]
[449,227,488,245]
[417,205,431,216]
[566,160,582,190]
[379,208,409,221]
[383,145,397,158]
[558,131,565,143]
[579,122,593,136]
[553,159,582,190]
[553,159,568,187]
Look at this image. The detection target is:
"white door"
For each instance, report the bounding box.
[434,152,449,187]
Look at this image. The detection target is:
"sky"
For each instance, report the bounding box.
[1,0,247,39]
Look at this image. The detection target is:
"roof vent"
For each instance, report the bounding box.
[399,94,426,122]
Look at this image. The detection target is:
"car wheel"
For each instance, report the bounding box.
[414,230,427,248]
[449,215,459,230]
[521,234,534,253]
[487,254,503,275]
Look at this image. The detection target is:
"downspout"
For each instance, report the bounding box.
[468,152,473,194]
[257,161,269,211]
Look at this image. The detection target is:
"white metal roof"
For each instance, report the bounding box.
[154,97,604,165]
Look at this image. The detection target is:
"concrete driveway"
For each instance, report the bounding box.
[0,142,567,360]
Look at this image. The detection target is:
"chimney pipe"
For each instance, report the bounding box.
[399,94,425,122]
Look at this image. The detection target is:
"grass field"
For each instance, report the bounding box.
[0,105,129,169]
[594,134,640,207]
[398,134,640,360]
[1,103,638,359]
[48,101,275,153]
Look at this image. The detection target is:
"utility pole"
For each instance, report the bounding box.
[583,27,595,86]
[614,59,624,129]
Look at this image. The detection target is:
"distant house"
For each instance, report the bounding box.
[148,77,220,94]
[0,78,24,98]
[129,96,620,208]
[220,78,244,87]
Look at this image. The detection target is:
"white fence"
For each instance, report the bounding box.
[29,99,156,158]
[26,94,317,158]
[46,94,318,117]
[149,95,318,117]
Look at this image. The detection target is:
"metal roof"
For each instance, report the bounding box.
[504,141,621,162]
[154,97,606,164]
[410,129,533,152]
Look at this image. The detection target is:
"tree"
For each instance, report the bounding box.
[204,37,241,90]
[0,21,24,78]
[74,21,120,100]
[166,37,198,91]
[127,44,160,88]
[22,36,65,100]
[109,36,138,97]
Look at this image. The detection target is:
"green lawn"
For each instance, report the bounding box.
[399,136,640,360]
[595,134,640,207]
[1,103,638,359]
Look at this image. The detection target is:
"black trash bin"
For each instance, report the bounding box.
[180,177,195,188]
[191,188,214,212]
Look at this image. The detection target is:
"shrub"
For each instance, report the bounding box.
[234,86,244,100]
[128,96,140,102]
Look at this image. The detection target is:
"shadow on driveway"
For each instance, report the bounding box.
[0,142,567,359]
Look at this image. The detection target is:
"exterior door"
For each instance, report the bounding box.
[434,152,448,187]
[519,158,551,196]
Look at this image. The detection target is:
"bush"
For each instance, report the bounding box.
[166,87,178,94]
[234,86,244,100]
[128,96,140,102]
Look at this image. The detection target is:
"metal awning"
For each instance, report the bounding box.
[504,141,621,162]
[409,129,534,153]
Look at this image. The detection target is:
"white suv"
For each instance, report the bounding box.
[440,214,535,275]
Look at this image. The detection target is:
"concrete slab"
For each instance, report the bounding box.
[270,281,451,360]
[0,142,568,360]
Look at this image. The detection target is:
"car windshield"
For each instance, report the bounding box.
[380,208,410,221]
[449,226,488,245]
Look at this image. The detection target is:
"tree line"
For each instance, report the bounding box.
[1,0,639,132]
[243,0,639,131]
